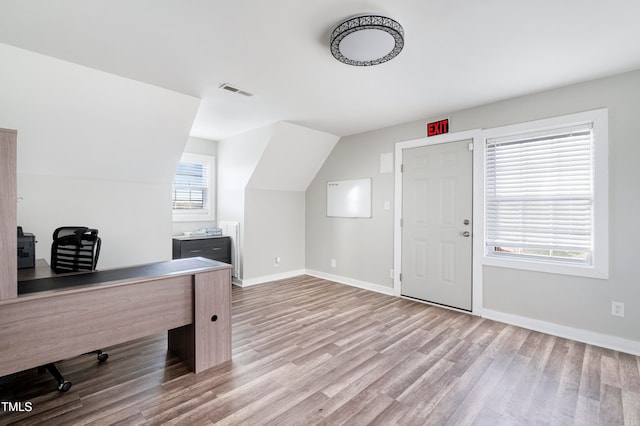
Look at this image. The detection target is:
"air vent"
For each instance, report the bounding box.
[219,83,253,97]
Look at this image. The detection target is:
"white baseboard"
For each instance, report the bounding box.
[483,309,640,356]
[238,269,307,287]
[305,269,394,296]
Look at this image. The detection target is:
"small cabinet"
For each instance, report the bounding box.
[172,236,231,264]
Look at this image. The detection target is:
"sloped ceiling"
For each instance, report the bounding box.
[246,122,339,191]
[0,43,199,184]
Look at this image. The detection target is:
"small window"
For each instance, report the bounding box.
[172,153,215,222]
[482,109,608,278]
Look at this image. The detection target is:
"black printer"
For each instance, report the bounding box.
[17,226,36,269]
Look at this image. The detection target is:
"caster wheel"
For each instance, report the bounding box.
[58,381,72,392]
[97,353,109,363]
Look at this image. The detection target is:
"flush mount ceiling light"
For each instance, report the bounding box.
[330,15,404,66]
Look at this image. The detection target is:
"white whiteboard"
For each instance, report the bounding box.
[326,178,372,218]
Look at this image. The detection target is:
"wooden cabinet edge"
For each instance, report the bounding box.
[0,129,17,300]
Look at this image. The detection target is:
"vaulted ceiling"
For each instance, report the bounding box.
[1,0,639,140]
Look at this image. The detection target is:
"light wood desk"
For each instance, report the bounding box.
[1,257,232,378]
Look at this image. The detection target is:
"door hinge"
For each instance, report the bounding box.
[400,218,403,227]
[399,273,402,282]
[400,164,404,173]
[468,142,474,151]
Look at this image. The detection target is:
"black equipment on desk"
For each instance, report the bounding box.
[17,226,36,269]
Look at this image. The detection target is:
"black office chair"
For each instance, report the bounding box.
[40,226,108,392]
[50,226,101,274]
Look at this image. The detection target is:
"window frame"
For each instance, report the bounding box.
[172,152,215,223]
[480,109,609,279]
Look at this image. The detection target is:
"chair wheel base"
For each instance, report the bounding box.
[57,381,72,392]
[39,350,107,392]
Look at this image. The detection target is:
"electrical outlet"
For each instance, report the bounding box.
[274,256,281,267]
[331,259,336,268]
[611,301,625,318]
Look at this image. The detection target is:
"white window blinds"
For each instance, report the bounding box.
[172,159,210,212]
[485,124,594,263]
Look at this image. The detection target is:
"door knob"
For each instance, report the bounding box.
[462,231,470,237]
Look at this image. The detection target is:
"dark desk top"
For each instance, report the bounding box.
[17,258,53,281]
[18,257,229,296]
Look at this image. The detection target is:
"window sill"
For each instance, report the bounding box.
[483,255,608,280]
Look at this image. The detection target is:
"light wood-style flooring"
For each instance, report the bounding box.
[1,275,639,425]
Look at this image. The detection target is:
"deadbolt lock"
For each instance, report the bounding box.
[463,219,470,225]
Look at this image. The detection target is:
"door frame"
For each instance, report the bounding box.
[393,129,483,315]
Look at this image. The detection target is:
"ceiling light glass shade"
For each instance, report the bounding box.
[330,15,404,66]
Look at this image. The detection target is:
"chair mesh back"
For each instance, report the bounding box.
[51,227,101,274]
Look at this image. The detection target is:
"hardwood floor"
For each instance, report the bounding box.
[1,275,639,425]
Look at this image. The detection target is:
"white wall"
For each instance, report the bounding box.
[247,122,339,191]
[243,189,306,282]
[306,131,401,287]
[1,43,200,268]
[18,174,172,268]
[241,122,338,282]
[306,70,640,348]
[218,122,338,283]
[217,124,274,279]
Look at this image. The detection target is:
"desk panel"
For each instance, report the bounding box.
[0,258,232,378]
[196,270,232,371]
[0,129,17,301]
[0,275,192,376]
[167,269,233,373]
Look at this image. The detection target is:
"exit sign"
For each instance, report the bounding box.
[427,118,449,137]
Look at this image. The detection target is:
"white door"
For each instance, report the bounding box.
[401,139,473,310]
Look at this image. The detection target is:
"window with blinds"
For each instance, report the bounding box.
[172,153,214,221]
[485,124,594,264]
